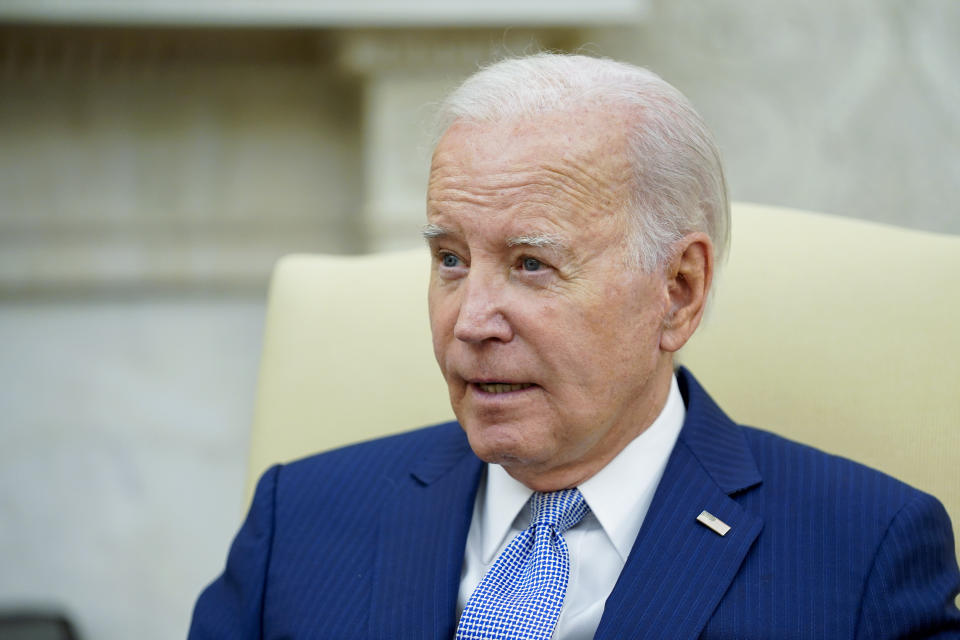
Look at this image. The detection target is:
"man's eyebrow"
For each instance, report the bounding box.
[421,224,450,241]
[506,234,567,251]
[422,226,568,253]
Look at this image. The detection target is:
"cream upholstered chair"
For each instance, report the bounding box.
[246,202,960,551]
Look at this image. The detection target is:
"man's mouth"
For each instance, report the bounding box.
[474,382,535,394]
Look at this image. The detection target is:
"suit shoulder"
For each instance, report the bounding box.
[273,420,466,487]
[740,424,937,518]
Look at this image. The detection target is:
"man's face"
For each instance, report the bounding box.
[426,110,676,490]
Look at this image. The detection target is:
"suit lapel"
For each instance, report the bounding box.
[595,368,764,640]
[368,424,483,640]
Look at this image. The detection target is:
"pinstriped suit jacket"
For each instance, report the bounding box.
[189,368,960,639]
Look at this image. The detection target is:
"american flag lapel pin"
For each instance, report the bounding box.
[696,510,731,536]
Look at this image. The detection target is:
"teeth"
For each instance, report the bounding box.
[478,382,533,393]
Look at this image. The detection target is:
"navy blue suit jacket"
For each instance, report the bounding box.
[189,368,960,638]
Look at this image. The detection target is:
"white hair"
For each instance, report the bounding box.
[433,53,730,272]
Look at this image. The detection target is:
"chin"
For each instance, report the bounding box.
[461,420,549,468]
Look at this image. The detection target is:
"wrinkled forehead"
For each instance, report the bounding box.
[429,108,634,182]
[426,110,637,247]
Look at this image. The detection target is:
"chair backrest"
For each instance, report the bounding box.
[247,202,960,548]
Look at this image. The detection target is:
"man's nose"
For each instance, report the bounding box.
[452,271,514,344]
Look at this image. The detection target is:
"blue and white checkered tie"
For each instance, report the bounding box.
[456,488,590,640]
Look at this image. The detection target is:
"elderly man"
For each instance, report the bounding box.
[189,54,960,639]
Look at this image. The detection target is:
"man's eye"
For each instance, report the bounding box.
[441,253,461,268]
[521,257,543,272]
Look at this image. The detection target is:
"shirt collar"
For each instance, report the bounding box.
[480,464,534,563]
[579,374,685,560]
[479,374,686,563]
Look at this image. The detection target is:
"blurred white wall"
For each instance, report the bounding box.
[0,2,957,638]
[0,28,365,292]
[587,0,960,234]
[0,298,262,639]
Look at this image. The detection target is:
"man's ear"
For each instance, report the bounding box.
[660,232,713,353]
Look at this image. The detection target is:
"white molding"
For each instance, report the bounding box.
[0,0,647,27]
[0,234,350,291]
[0,0,649,27]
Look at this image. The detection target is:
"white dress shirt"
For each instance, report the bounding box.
[457,374,687,639]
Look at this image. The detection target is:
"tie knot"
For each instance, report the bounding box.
[530,488,589,533]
